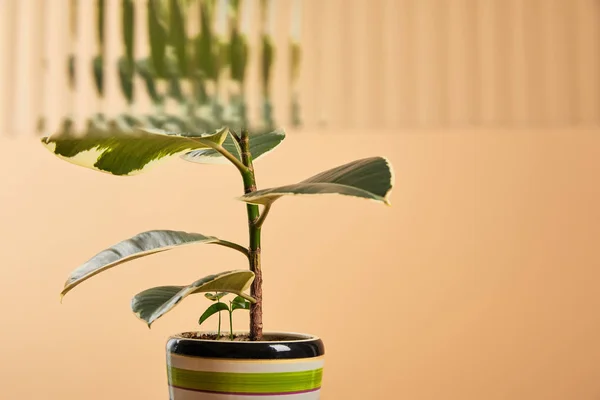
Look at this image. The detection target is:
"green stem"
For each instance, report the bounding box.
[229,303,234,340]
[255,203,272,229]
[240,129,263,340]
[213,143,248,173]
[217,299,222,338]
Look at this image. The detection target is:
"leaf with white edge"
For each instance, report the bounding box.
[198,302,230,325]
[41,127,228,176]
[182,129,285,164]
[131,270,256,327]
[239,157,394,206]
[60,230,248,298]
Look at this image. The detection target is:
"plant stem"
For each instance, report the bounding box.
[240,129,263,340]
[215,240,250,258]
[213,144,248,173]
[255,203,272,228]
[229,303,234,340]
[217,299,222,338]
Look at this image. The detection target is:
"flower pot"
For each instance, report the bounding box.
[166,332,325,399]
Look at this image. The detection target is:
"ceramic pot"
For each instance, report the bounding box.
[166,332,325,399]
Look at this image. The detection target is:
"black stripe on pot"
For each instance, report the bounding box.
[167,332,325,360]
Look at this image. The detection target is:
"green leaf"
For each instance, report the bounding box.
[168,76,185,102]
[229,30,248,83]
[148,0,167,77]
[239,157,394,206]
[67,54,76,89]
[217,39,229,75]
[229,0,241,13]
[118,57,134,103]
[97,0,105,47]
[59,230,248,298]
[231,295,250,311]
[182,129,285,165]
[169,0,188,76]
[136,58,161,103]
[290,40,301,83]
[198,302,229,325]
[196,0,216,80]
[41,126,228,176]
[261,34,275,91]
[204,292,228,301]
[93,55,104,97]
[120,0,135,104]
[122,0,134,64]
[194,33,214,80]
[131,270,256,327]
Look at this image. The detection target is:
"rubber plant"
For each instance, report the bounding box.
[41,127,394,340]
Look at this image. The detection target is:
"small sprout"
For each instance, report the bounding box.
[199,302,229,337]
[199,293,251,340]
[231,295,251,311]
[201,292,228,337]
[204,292,228,302]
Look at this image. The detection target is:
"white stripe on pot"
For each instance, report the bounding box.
[169,386,321,400]
[167,354,325,373]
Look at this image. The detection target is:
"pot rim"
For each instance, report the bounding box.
[169,331,320,344]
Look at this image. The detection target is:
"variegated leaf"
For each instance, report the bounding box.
[60,230,248,298]
[239,157,394,206]
[181,129,285,165]
[131,270,256,327]
[41,127,228,176]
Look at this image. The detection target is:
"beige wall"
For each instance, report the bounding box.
[1,129,600,399]
[2,0,600,134]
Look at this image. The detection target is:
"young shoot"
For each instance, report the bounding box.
[200,293,252,340]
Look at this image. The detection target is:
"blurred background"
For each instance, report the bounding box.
[1,1,600,399]
[3,0,600,134]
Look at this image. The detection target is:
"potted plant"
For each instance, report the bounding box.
[42,126,394,399]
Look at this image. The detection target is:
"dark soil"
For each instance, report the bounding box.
[178,332,305,342]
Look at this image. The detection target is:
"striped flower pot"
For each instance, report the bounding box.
[166,332,325,399]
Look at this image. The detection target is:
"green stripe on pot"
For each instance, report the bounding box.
[168,367,323,394]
